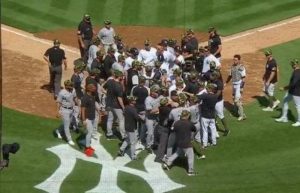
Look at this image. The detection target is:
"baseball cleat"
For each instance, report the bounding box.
[262,107,273,112]
[275,117,288,123]
[272,100,280,109]
[292,122,300,127]
[68,140,75,146]
[117,150,125,157]
[56,130,62,139]
[237,116,246,121]
[162,163,170,170]
[187,171,198,176]
[197,155,206,160]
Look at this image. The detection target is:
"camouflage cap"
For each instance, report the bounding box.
[114,69,123,77]
[139,75,146,83]
[206,83,217,91]
[107,46,115,53]
[104,20,112,25]
[189,71,198,79]
[176,79,184,86]
[160,97,169,106]
[90,68,100,76]
[186,29,194,35]
[210,70,220,79]
[173,68,182,76]
[198,80,206,87]
[264,49,272,56]
[53,39,61,45]
[290,59,299,66]
[189,95,198,103]
[118,54,125,62]
[114,34,122,41]
[180,110,191,119]
[132,60,140,68]
[127,96,137,102]
[210,61,217,69]
[150,84,160,93]
[154,61,162,68]
[144,39,151,45]
[64,80,73,87]
[208,26,216,33]
[178,92,187,101]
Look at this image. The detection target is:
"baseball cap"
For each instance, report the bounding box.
[160,97,169,106]
[84,14,91,21]
[264,49,272,56]
[150,84,160,93]
[180,110,191,118]
[208,27,216,33]
[104,20,112,25]
[290,59,299,66]
[114,70,123,77]
[127,96,137,102]
[64,80,73,87]
[186,29,194,35]
[107,47,115,53]
[144,39,151,46]
[53,39,61,45]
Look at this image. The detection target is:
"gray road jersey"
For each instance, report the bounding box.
[230,64,246,82]
[98,27,115,45]
[57,89,76,108]
[169,107,189,123]
[145,95,162,119]
[188,104,199,123]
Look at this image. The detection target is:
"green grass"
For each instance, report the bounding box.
[1,0,300,35]
[1,39,300,192]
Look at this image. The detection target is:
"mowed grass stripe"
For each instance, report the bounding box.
[50,0,72,10]
[86,0,107,24]
[120,0,142,25]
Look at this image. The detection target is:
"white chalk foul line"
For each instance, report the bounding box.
[223,16,300,42]
[1,26,80,55]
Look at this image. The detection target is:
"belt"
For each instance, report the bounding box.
[62,106,73,110]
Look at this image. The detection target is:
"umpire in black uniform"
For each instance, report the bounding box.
[44,39,67,99]
[77,14,94,63]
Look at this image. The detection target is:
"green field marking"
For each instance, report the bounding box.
[2,0,300,34]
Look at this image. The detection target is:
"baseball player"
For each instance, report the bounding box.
[55,80,77,146]
[163,110,197,176]
[275,59,300,127]
[43,39,67,99]
[81,83,97,155]
[87,38,101,71]
[138,39,157,67]
[144,84,162,153]
[225,54,247,121]
[77,14,95,63]
[103,47,116,80]
[118,96,141,160]
[125,47,139,71]
[209,71,230,136]
[262,50,280,111]
[166,93,188,158]
[202,46,221,74]
[208,27,222,62]
[198,83,219,147]
[97,20,116,53]
[104,70,126,140]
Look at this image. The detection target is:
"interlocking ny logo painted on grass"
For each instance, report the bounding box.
[35,134,184,193]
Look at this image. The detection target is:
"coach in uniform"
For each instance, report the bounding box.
[275,59,300,127]
[78,14,94,63]
[98,20,116,53]
[262,50,280,111]
[43,39,67,99]
[208,27,222,62]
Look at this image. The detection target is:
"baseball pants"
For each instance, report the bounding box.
[106,107,126,139]
[145,118,157,148]
[193,122,201,143]
[215,99,225,119]
[201,117,217,147]
[58,107,73,141]
[155,125,169,161]
[120,131,137,159]
[166,131,176,158]
[264,83,276,97]
[166,147,194,173]
[233,82,245,117]
[280,92,300,122]
[85,119,96,147]
[49,65,62,97]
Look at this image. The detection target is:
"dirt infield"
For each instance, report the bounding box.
[2,16,300,118]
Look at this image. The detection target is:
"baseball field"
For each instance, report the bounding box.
[1,0,300,193]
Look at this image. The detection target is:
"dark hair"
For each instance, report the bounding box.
[234,54,241,60]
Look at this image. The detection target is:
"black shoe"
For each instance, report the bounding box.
[117,150,125,157]
[223,130,230,136]
[107,135,118,140]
